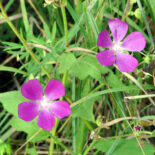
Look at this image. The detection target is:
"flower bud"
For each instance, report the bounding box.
[134,8,142,20]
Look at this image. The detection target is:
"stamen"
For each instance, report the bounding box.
[41,96,48,108]
[112,41,122,52]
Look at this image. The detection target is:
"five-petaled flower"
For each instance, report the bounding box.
[97,18,146,72]
[18,79,71,131]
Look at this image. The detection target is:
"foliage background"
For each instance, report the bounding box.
[0,0,155,154]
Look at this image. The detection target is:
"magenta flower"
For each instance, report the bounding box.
[18,79,71,131]
[97,18,146,72]
[135,125,141,131]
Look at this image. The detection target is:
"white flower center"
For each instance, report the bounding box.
[112,42,122,52]
[41,97,48,108]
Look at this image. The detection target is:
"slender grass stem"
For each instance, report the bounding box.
[83,139,97,155]
[49,72,68,155]
[98,131,152,140]
[50,135,76,155]
[136,0,155,50]
[49,6,69,153]
[49,118,59,155]
[61,6,69,48]
[27,0,47,26]
[15,129,42,154]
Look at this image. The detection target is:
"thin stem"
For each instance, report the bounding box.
[49,72,68,155]
[49,118,59,155]
[98,131,152,140]
[57,116,71,133]
[50,135,76,155]
[0,3,51,79]
[61,6,69,48]
[122,0,131,21]
[15,129,42,154]
[83,131,152,154]
[83,139,97,155]
[27,0,47,26]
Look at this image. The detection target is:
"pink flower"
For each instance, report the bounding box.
[97,18,146,72]
[18,79,71,131]
[135,125,141,131]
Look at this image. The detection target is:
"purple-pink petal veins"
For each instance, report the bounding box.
[108,18,128,43]
[116,51,138,72]
[37,108,55,131]
[97,30,113,48]
[45,80,65,101]
[96,50,115,66]
[18,102,40,121]
[121,31,146,52]
[49,101,71,119]
[21,79,43,101]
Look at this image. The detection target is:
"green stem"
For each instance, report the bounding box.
[82,118,94,131]
[24,143,29,155]
[83,131,152,154]
[61,6,69,48]
[99,131,152,140]
[0,3,51,79]
[57,116,71,133]
[49,72,68,155]
[49,118,59,155]
[27,0,47,26]
[49,7,69,153]
[83,139,97,155]
[51,135,76,155]
[72,76,76,153]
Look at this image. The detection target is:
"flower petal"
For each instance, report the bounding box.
[108,18,128,43]
[21,79,43,101]
[37,108,55,131]
[116,51,138,72]
[121,31,146,51]
[45,80,65,101]
[18,102,40,121]
[96,50,115,66]
[97,30,113,48]
[49,101,71,119]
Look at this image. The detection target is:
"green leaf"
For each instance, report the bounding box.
[145,0,155,22]
[0,91,50,142]
[75,119,89,154]
[27,148,37,155]
[137,0,154,49]
[152,130,155,137]
[51,22,57,44]
[11,117,50,142]
[72,98,98,122]
[71,85,153,108]
[94,139,155,155]
[0,66,27,75]
[20,0,29,32]
[70,55,102,80]
[0,140,12,155]
[0,91,27,117]
[67,2,87,38]
[43,23,52,41]
[2,41,23,50]
[100,67,125,88]
[58,53,76,73]
[72,79,101,122]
